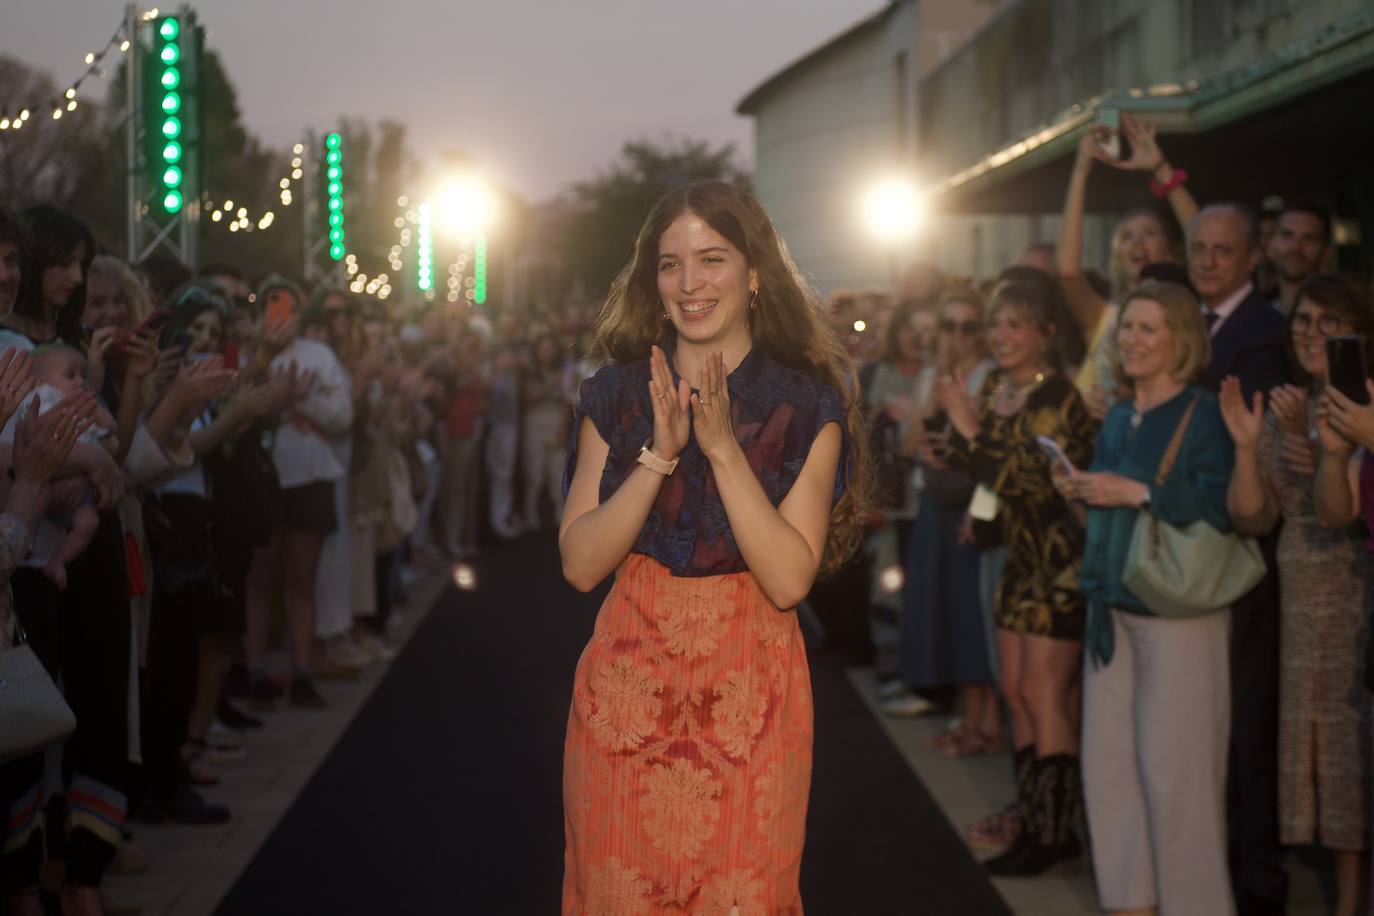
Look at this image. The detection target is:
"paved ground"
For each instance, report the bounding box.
[101,551,1335,915]
[100,569,452,916]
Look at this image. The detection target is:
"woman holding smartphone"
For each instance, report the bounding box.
[1063,280,1234,914]
[1223,273,1373,916]
[937,278,1094,876]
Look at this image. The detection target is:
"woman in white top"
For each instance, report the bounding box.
[242,278,353,710]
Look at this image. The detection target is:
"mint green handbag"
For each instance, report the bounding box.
[1122,398,1266,617]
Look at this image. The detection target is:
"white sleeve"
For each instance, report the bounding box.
[296,347,354,436]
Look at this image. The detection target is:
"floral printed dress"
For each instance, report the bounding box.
[561,345,850,915]
[946,371,1094,640]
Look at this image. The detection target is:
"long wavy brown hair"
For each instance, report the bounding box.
[588,180,872,576]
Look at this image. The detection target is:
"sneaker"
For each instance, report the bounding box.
[181,746,219,787]
[289,677,327,710]
[207,745,246,765]
[877,678,909,700]
[357,632,398,662]
[881,692,936,717]
[217,698,263,730]
[207,720,244,751]
[327,639,370,670]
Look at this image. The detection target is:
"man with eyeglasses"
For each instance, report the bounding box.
[1188,201,1289,916]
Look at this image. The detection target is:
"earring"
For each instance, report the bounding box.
[750,290,759,311]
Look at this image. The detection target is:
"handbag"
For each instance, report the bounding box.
[1122,397,1266,617]
[0,621,76,764]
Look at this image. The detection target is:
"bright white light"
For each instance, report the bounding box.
[452,563,477,591]
[396,195,408,207]
[210,210,222,222]
[437,176,496,237]
[879,564,905,594]
[292,143,304,155]
[120,40,130,52]
[861,177,925,242]
[853,319,867,333]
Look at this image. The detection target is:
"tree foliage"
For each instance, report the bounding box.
[0,52,418,290]
[562,136,750,298]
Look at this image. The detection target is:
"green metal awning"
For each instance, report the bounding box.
[929,6,1374,206]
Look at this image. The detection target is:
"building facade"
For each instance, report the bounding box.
[741,0,1374,291]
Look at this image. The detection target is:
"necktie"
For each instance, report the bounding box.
[1204,310,1220,332]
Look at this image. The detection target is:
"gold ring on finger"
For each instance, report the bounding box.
[700,399,711,406]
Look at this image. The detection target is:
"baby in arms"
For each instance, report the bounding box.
[25,344,118,589]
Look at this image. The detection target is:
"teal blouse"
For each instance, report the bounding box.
[1079,386,1235,664]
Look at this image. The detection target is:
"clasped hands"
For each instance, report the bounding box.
[646,345,738,463]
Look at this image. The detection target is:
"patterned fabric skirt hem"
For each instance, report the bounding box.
[562,553,812,915]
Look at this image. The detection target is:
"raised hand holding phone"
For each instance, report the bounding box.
[1036,435,1076,475]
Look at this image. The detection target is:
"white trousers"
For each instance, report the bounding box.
[1082,607,1234,915]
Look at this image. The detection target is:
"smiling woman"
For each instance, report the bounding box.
[558,180,871,913]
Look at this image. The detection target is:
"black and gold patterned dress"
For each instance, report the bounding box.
[947,371,1095,640]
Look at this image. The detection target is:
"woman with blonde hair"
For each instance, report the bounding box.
[559,180,869,912]
[1058,115,1196,417]
[1064,279,1236,913]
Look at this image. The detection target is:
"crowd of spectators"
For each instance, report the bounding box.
[0,200,590,915]
[853,114,1371,914]
[0,108,1372,916]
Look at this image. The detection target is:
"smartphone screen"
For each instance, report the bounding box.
[264,289,295,328]
[1036,435,1076,474]
[1327,336,1370,405]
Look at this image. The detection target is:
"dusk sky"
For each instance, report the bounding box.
[2,1,884,202]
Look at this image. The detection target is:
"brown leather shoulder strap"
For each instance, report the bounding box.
[1155,396,1201,486]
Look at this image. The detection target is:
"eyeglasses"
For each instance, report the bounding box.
[1292,312,1345,336]
[940,319,981,336]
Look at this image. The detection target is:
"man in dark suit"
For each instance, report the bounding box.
[1190,202,1289,915]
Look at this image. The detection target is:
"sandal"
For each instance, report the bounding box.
[942,728,1007,758]
[181,740,219,787]
[929,723,971,753]
[967,801,1021,852]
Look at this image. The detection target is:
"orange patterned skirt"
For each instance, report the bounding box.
[562,553,814,915]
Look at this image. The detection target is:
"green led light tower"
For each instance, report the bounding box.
[417,202,434,297]
[128,4,203,266]
[324,132,346,261]
[473,234,488,305]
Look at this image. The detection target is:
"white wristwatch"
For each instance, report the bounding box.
[637,440,679,476]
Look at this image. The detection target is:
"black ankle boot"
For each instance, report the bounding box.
[984,754,1081,877]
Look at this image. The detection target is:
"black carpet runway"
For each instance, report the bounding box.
[214,535,1010,915]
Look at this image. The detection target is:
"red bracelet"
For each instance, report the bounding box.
[1150,167,1188,198]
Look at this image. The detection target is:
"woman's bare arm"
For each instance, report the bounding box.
[558,417,670,592]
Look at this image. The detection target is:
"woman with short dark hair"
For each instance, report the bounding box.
[1226,273,1373,916]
